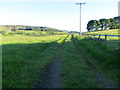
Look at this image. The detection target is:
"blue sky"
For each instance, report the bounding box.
[0,0,119,32]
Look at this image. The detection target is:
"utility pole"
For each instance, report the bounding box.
[76,2,86,34]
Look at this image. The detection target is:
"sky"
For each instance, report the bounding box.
[0,0,119,32]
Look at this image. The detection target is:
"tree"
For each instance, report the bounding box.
[87,20,94,31]
[94,20,100,31]
[113,16,120,29]
[87,16,120,32]
[104,19,111,30]
[87,20,100,31]
[99,19,107,30]
[109,18,115,29]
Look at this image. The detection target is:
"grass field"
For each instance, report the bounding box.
[1,29,68,36]
[83,29,119,35]
[2,31,119,88]
[73,35,119,85]
[2,35,67,45]
[82,29,119,50]
[60,35,99,88]
[59,35,118,88]
[2,35,67,88]
[0,34,2,89]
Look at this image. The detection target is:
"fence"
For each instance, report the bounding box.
[82,34,119,50]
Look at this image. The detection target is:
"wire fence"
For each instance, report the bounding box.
[82,34,119,50]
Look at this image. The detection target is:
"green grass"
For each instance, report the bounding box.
[0,34,1,89]
[2,35,67,88]
[2,33,119,88]
[83,29,119,35]
[1,29,68,36]
[73,35,119,86]
[60,35,99,88]
[82,29,119,50]
[2,35,67,45]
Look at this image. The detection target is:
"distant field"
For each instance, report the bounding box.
[1,30,67,36]
[2,35,67,45]
[83,29,119,35]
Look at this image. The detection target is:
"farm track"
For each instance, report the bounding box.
[32,34,117,88]
[32,35,69,88]
[71,35,117,88]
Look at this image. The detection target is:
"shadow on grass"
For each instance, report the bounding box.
[2,41,64,88]
[2,35,119,88]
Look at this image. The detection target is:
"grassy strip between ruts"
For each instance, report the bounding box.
[2,35,67,88]
[60,35,99,88]
[73,35,119,86]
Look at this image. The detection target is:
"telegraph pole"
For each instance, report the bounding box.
[76,2,86,34]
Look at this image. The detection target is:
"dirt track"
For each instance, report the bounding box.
[32,36,67,88]
[32,35,117,88]
[32,52,62,88]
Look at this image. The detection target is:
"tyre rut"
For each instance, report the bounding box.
[32,35,69,88]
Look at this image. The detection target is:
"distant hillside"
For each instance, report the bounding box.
[82,29,119,35]
[0,25,68,36]
[0,25,62,32]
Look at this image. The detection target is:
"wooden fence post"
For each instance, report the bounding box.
[105,35,107,47]
[98,35,101,42]
[94,34,95,41]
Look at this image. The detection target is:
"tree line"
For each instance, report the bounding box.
[87,16,120,32]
